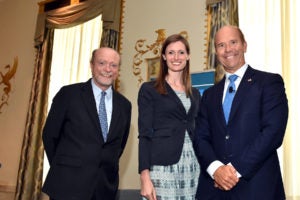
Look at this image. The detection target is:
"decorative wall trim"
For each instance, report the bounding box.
[118,0,125,52]
[0,57,18,114]
[114,0,126,91]
[0,183,16,192]
[132,29,166,85]
[132,29,188,85]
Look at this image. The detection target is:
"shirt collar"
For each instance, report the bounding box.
[91,79,113,100]
[225,64,248,80]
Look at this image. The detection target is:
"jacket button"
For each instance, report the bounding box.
[225,135,230,139]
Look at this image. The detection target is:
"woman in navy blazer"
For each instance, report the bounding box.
[138,34,201,200]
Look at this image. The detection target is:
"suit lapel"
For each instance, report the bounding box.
[107,89,121,141]
[215,77,227,125]
[229,67,255,123]
[81,80,102,134]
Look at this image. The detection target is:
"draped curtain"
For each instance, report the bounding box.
[101,29,119,49]
[238,0,300,199]
[281,1,300,198]
[48,15,103,92]
[100,0,121,48]
[205,0,239,83]
[41,14,103,186]
[15,29,54,200]
[15,0,121,199]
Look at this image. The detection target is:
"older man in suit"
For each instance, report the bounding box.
[194,25,288,200]
[42,47,132,200]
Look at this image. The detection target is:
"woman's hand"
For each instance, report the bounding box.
[140,169,157,200]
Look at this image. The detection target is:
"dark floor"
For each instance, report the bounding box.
[117,190,140,200]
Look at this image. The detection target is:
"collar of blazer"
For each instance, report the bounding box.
[165,81,196,116]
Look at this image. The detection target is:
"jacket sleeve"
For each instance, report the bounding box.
[232,74,288,178]
[119,98,132,157]
[193,89,220,171]
[42,87,68,164]
[137,83,155,173]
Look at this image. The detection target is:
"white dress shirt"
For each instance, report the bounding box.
[91,79,113,130]
[207,64,248,179]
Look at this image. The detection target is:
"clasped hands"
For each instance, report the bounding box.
[213,165,239,191]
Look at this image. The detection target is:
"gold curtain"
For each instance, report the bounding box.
[15,0,121,199]
[15,29,54,200]
[281,0,300,199]
[100,29,119,49]
[205,0,239,83]
[206,0,225,4]
[35,0,121,47]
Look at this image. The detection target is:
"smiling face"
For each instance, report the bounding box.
[215,26,247,73]
[163,41,189,73]
[90,47,120,91]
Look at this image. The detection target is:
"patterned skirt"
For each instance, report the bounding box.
[143,132,200,200]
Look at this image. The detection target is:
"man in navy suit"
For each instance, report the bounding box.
[194,25,288,199]
[42,47,132,200]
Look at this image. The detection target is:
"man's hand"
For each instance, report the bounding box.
[213,165,239,190]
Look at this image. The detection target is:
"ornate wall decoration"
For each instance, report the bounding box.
[133,29,188,85]
[0,57,18,113]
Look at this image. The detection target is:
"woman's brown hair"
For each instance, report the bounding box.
[154,34,192,97]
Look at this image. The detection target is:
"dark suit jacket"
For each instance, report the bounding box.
[194,66,288,200]
[42,79,132,200]
[138,81,201,173]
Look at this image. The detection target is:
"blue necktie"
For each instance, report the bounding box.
[99,91,108,141]
[223,74,238,123]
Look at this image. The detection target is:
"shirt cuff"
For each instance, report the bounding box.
[227,162,242,178]
[207,160,224,179]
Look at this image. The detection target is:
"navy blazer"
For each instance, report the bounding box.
[138,81,201,173]
[42,79,132,200]
[194,66,288,200]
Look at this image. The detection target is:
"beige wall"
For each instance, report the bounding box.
[0,0,39,198]
[118,0,207,189]
[0,0,207,198]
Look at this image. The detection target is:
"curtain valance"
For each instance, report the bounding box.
[206,0,225,6]
[34,0,120,47]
